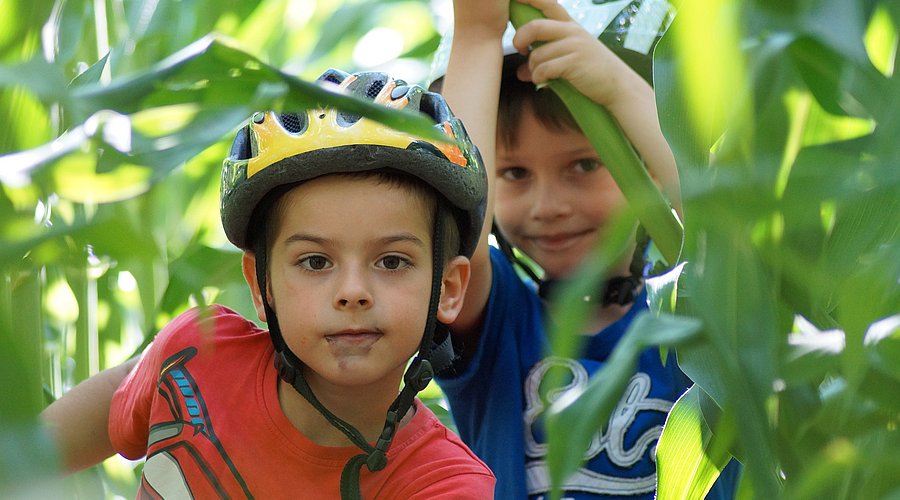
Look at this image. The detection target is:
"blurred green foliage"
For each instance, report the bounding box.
[544,0,900,498]
[1,0,445,496]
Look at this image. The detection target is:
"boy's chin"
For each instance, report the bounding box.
[542,259,632,283]
[535,252,589,278]
[539,263,579,282]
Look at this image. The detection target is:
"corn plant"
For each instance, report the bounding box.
[1,0,443,496]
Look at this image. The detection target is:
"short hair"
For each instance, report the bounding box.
[497,54,580,149]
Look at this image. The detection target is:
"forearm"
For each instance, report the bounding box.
[40,357,137,472]
[443,32,503,138]
[440,4,506,335]
[444,25,502,252]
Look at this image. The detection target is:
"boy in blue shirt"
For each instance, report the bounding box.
[433,0,738,497]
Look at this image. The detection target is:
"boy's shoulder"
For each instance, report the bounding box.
[401,401,487,463]
[382,400,495,493]
[154,304,264,351]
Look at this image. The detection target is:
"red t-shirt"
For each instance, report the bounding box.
[110,305,494,498]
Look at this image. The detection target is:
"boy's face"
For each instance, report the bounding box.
[247,174,469,392]
[494,105,630,280]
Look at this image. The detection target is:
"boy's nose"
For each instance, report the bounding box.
[334,268,373,309]
[529,181,571,221]
[337,297,370,308]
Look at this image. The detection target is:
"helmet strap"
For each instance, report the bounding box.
[492,220,543,285]
[254,202,453,500]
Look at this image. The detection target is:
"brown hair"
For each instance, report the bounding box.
[497,54,581,149]
[429,54,582,150]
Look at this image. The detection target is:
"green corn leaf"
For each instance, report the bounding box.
[0,35,449,194]
[544,312,702,497]
[655,385,735,500]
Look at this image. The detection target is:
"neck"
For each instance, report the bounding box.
[276,368,414,447]
[583,301,632,334]
[544,280,643,335]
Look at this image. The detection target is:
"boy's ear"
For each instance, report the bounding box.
[436,256,471,324]
[241,252,268,323]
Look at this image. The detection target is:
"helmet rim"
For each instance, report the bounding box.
[222,143,486,256]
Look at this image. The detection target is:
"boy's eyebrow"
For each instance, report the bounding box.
[380,233,428,249]
[498,144,598,160]
[282,232,428,249]
[283,233,327,246]
[557,145,599,157]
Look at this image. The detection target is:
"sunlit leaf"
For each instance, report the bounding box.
[865,314,900,380]
[656,385,735,500]
[159,245,243,315]
[69,36,444,139]
[646,261,685,315]
[782,316,844,384]
[788,36,887,118]
[52,0,91,66]
[0,58,68,100]
[308,3,368,63]
[70,53,109,88]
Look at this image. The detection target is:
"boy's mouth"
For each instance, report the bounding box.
[325,329,383,348]
[527,229,593,252]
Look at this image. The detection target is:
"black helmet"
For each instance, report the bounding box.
[219,68,487,499]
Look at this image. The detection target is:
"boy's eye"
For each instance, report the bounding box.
[299,255,331,271]
[573,158,602,173]
[377,255,410,270]
[498,166,529,181]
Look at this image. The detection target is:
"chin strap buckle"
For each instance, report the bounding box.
[404,358,434,392]
[367,410,399,472]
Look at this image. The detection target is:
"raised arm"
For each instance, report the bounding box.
[441,0,509,339]
[511,0,682,215]
[40,357,136,472]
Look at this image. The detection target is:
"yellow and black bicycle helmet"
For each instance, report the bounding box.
[219,68,486,500]
[221,68,486,257]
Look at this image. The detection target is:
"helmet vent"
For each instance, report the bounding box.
[321,71,344,85]
[366,79,386,99]
[337,112,361,127]
[279,112,307,134]
[418,92,449,123]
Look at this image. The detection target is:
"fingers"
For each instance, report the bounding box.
[511,17,581,54]
[509,0,613,91]
[512,0,572,22]
[514,21,597,82]
[515,62,533,82]
[528,50,583,84]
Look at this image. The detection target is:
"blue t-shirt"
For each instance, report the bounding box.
[438,247,738,499]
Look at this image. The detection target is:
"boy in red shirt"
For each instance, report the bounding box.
[43,68,494,499]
